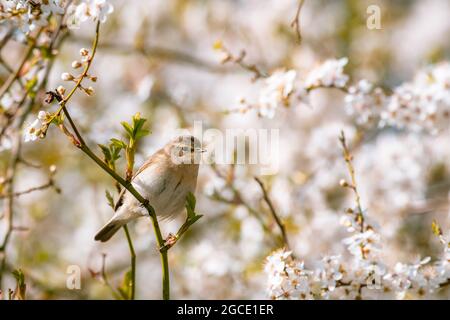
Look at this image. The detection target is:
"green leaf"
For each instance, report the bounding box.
[135,128,150,139]
[190,214,203,225]
[121,122,134,138]
[121,113,150,141]
[110,138,127,149]
[98,144,111,161]
[105,190,115,209]
[185,192,196,219]
[12,269,26,300]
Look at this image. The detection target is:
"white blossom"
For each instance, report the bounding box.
[345,79,386,124]
[258,69,296,118]
[66,0,114,29]
[380,62,450,133]
[23,110,48,142]
[23,119,41,142]
[343,229,381,260]
[305,57,349,89]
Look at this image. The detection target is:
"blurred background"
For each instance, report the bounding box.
[1,0,450,299]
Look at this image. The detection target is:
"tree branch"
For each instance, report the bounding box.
[254,177,291,250]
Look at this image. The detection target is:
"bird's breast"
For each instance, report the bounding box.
[131,163,198,219]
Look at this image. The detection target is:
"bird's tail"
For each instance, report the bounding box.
[94,217,128,242]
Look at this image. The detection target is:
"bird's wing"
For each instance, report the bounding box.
[113,149,165,211]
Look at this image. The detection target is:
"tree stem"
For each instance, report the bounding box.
[123,225,135,300]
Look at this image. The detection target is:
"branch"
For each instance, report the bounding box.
[290,0,305,44]
[339,130,365,232]
[254,177,291,250]
[0,179,59,199]
[215,43,268,81]
[208,165,275,242]
[49,22,170,300]
[0,20,66,289]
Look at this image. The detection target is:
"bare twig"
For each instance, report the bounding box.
[290,0,305,44]
[0,179,58,199]
[216,44,267,81]
[339,130,365,232]
[209,165,273,239]
[254,177,291,249]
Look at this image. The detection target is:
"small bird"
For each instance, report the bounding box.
[95,135,202,242]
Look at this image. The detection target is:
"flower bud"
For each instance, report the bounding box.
[38,110,47,121]
[79,48,89,56]
[61,72,74,81]
[85,86,95,96]
[339,179,349,187]
[56,85,66,96]
[49,165,57,174]
[72,60,82,69]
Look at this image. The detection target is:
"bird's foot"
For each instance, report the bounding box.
[160,233,178,252]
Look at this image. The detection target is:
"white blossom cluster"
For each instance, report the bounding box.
[0,0,113,34]
[380,62,450,133]
[66,0,113,29]
[2,0,450,300]
[265,229,450,299]
[238,58,350,119]
[0,0,64,34]
[257,69,297,119]
[237,56,450,135]
[304,57,350,90]
[344,79,386,125]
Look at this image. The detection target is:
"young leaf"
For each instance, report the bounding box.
[98,144,111,162]
[135,128,150,139]
[121,122,134,138]
[121,113,150,141]
[110,138,127,149]
[185,192,197,219]
[105,190,115,209]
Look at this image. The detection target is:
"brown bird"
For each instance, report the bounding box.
[95,135,202,242]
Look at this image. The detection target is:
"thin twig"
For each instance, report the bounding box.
[0,179,57,199]
[290,0,305,44]
[209,165,274,239]
[339,130,365,232]
[254,177,291,249]
[218,46,267,81]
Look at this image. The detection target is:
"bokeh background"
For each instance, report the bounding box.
[1,0,450,299]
